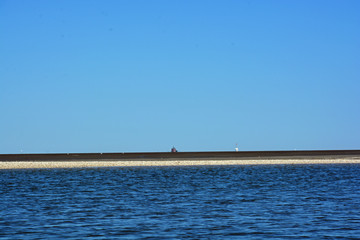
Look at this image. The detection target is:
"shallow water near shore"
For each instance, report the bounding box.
[1,164,360,239]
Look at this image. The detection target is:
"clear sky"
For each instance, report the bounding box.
[1,0,359,153]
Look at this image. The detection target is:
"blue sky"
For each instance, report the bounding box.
[1,0,359,153]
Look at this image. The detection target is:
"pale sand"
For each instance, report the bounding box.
[1,158,360,169]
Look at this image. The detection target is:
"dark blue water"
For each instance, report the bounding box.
[1,164,360,239]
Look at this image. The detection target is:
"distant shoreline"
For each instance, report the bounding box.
[1,150,360,161]
[1,150,360,169]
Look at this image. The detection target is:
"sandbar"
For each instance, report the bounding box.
[1,158,360,169]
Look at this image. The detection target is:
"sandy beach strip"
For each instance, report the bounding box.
[1,158,360,169]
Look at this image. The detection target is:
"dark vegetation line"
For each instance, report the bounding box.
[1,150,360,162]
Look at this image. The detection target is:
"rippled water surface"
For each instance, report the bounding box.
[1,164,360,239]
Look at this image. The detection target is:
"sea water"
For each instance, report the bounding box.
[0,164,359,239]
